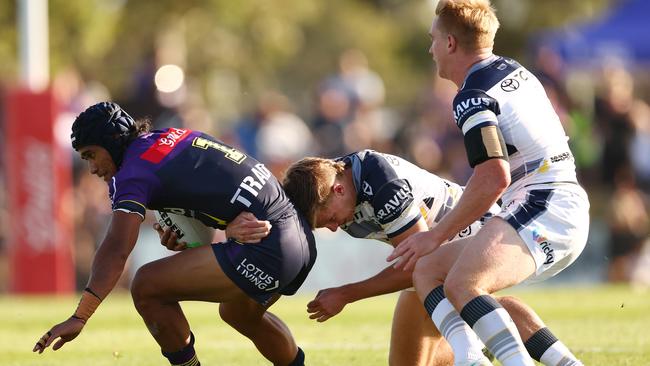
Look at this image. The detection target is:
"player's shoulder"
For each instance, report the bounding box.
[461,55,523,92]
[348,150,401,180]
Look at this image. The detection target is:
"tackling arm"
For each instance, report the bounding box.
[307,218,429,322]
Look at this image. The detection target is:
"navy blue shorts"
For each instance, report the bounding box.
[212,211,316,306]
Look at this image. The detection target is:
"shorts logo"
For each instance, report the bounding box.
[532,228,554,265]
[458,226,472,238]
[236,258,280,291]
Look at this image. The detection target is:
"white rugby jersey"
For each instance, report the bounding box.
[337,150,493,243]
[453,55,578,197]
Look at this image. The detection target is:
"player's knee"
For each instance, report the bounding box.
[219,304,257,334]
[442,274,470,307]
[412,255,444,290]
[496,295,520,311]
[130,263,159,311]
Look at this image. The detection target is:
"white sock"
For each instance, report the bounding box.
[540,342,583,366]
[524,327,583,366]
[462,295,535,366]
[424,287,486,365]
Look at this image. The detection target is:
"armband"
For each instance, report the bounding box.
[72,288,103,323]
[464,125,507,167]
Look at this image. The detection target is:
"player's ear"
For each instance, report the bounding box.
[447,34,456,53]
[332,183,345,196]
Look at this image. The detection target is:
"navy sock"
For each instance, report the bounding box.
[423,285,446,317]
[288,347,305,366]
[524,327,559,361]
[162,332,201,366]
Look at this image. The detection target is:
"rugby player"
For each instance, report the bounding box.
[32,102,316,366]
[230,150,580,366]
[389,1,589,365]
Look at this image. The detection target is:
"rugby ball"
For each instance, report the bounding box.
[154,211,215,248]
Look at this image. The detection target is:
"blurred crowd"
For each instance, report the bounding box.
[1,47,650,292]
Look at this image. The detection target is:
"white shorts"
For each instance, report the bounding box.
[497,184,590,283]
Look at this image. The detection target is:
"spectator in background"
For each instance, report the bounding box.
[629,100,650,192]
[607,164,650,283]
[312,86,354,158]
[594,64,637,187]
[255,91,314,177]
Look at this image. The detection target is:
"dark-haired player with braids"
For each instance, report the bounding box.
[33,102,316,366]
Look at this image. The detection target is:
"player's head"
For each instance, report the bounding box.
[430,0,499,76]
[71,102,139,169]
[282,157,355,231]
[434,0,499,50]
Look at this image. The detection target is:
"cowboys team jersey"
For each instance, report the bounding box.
[108,128,294,227]
[453,55,578,196]
[337,150,492,243]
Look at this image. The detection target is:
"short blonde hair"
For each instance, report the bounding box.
[282,157,346,227]
[435,0,500,51]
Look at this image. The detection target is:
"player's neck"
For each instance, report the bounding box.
[342,168,357,202]
[451,49,494,88]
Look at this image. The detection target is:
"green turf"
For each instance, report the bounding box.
[2,285,649,365]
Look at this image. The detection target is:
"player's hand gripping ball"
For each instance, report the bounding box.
[154,211,215,248]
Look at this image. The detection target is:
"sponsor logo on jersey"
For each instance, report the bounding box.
[236,258,279,291]
[453,97,492,121]
[362,181,373,196]
[500,78,519,92]
[532,228,554,265]
[230,163,272,208]
[140,128,191,163]
[550,152,572,163]
[376,182,413,222]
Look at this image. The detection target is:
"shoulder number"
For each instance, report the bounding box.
[192,137,247,164]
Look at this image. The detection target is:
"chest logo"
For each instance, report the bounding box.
[500,78,519,92]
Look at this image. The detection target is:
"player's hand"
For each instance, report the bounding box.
[153,223,187,251]
[33,316,85,354]
[387,231,441,271]
[307,287,350,322]
[226,212,272,243]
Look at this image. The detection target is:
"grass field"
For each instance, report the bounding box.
[2,285,649,365]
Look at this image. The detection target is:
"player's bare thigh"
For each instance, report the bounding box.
[445,217,536,307]
[390,291,452,366]
[131,244,248,303]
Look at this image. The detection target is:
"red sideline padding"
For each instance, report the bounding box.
[5,89,74,293]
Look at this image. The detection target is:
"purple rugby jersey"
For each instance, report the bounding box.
[107,127,294,227]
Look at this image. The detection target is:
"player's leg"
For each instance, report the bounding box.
[444,217,537,366]
[499,296,583,366]
[388,290,453,366]
[413,237,490,365]
[130,244,263,365]
[219,295,304,366]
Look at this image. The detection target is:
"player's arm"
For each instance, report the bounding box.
[307,218,428,322]
[424,158,509,245]
[33,211,142,353]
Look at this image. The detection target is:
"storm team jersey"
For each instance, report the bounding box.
[337,150,493,243]
[453,55,579,198]
[108,128,294,227]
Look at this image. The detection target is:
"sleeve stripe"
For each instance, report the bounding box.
[461,110,498,135]
[386,214,421,238]
[113,208,145,220]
